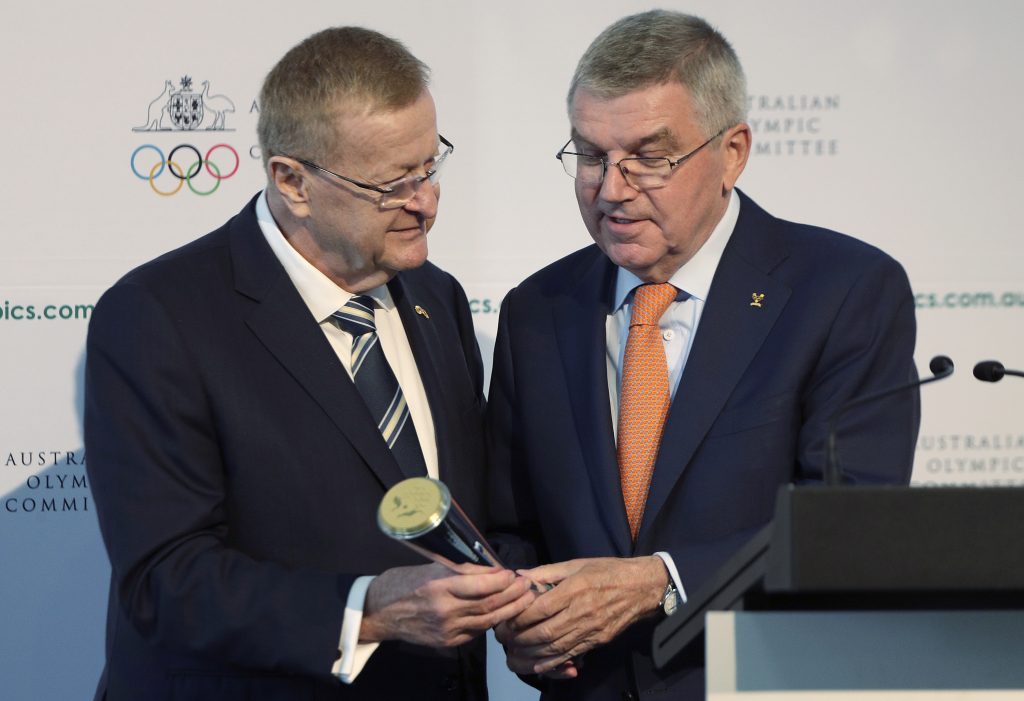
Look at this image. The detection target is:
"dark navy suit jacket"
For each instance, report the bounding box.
[487,191,919,700]
[85,196,489,701]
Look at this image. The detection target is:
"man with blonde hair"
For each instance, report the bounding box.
[87,27,530,701]
[489,10,917,700]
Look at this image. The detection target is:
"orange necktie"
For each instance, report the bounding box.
[617,283,677,540]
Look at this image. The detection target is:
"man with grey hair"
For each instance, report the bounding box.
[86,26,531,701]
[488,10,917,700]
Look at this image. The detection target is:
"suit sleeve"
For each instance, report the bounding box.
[84,281,349,677]
[794,252,919,485]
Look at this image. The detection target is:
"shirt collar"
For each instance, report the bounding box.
[255,190,392,322]
[612,189,740,310]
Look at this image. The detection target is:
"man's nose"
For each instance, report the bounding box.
[404,180,439,219]
[598,162,638,203]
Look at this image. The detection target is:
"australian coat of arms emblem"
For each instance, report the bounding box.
[133,76,235,132]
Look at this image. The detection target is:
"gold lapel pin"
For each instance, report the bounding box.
[415,305,430,319]
[750,292,765,308]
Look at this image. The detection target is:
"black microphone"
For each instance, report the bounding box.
[825,355,954,486]
[973,360,1024,382]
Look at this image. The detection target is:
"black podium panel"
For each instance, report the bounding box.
[768,485,1024,591]
[652,485,1024,670]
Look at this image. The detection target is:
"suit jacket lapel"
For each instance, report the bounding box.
[388,275,454,478]
[230,197,407,490]
[552,251,633,556]
[638,193,792,543]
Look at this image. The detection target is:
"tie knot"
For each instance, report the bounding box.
[629,283,676,326]
[333,295,377,337]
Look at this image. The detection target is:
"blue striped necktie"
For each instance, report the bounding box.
[332,296,427,477]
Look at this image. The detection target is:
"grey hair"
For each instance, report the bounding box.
[568,10,747,136]
[257,26,429,168]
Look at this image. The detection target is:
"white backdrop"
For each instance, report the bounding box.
[2,1,1022,698]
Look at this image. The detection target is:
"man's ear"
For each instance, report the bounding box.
[721,122,751,193]
[267,156,312,219]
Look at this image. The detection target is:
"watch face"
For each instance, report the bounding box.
[662,583,680,616]
[663,593,679,617]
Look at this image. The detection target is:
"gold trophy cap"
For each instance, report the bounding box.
[378,477,451,539]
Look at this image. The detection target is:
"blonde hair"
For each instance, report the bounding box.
[257,27,429,167]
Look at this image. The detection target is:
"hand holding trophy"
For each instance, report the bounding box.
[377,476,504,569]
[378,476,553,596]
[379,476,578,675]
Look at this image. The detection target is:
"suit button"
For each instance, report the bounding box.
[443,674,459,691]
[621,692,636,701]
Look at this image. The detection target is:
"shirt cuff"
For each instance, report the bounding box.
[653,551,688,605]
[331,575,380,683]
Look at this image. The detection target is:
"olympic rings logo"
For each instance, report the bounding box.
[130,143,240,196]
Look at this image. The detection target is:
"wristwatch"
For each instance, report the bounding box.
[660,580,682,616]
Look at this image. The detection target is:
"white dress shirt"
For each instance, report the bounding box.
[256,192,437,682]
[604,190,740,604]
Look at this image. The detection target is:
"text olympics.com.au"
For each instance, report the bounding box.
[915,291,1024,309]
[0,300,500,321]
[2,292,1016,321]
[0,301,495,321]
[0,301,94,321]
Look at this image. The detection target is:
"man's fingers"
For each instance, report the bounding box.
[455,588,536,634]
[364,564,535,647]
[503,574,580,630]
[493,619,522,647]
[508,627,588,674]
[498,557,668,674]
[445,561,503,577]
[504,604,576,648]
[488,588,537,625]
[416,573,533,634]
[540,664,579,680]
[443,569,523,599]
[516,558,588,585]
[504,648,545,676]
[514,616,589,664]
[451,576,534,619]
